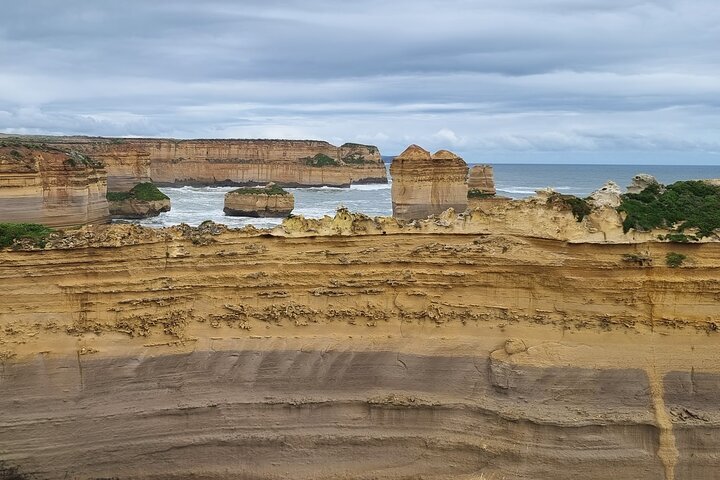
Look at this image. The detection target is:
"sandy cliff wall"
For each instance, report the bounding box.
[0,144,110,227]
[467,164,496,194]
[1,216,719,479]
[390,145,469,220]
[39,137,387,188]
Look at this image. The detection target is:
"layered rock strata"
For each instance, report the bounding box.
[26,136,388,188]
[224,185,294,217]
[1,212,720,479]
[467,164,496,195]
[390,145,469,220]
[0,144,110,227]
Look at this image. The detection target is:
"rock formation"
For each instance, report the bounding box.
[390,145,469,220]
[1,212,720,479]
[224,184,295,217]
[589,180,623,208]
[467,164,496,195]
[107,183,171,219]
[0,143,110,228]
[25,136,388,188]
[627,173,660,194]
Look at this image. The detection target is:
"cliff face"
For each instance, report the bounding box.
[38,137,387,188]
[1,212,719,479]
[390,145,469,220]
[467,164,496,194]
[0,144,110,227]
[108,198,170,218]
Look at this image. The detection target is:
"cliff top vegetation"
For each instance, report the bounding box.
[0,223,54,249]
[619,180,720,238]
[229,184,290,196]
[107,182,169,202]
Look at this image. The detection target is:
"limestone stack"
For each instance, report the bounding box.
[390,145,469,220]
[107,183,171,219]
[0,143,110,227]
[467,164,496,195]
[224,184,295,217]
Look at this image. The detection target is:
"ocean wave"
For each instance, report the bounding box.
[350,183,391,191]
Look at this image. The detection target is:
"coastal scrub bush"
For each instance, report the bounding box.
[304,153,339,167]
[546,193,592,222]
[0,461,31,480]
[0,223,54,249]
[665,252,687,268]
[107,183,169,202]
[468,189,495,199]
[342,153,368,164]
[619,181,720,238]
[230,184,289,196]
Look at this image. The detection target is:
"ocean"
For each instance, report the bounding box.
[133,164,720,228]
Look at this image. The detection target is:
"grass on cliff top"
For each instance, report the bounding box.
[468,189,496,199]
[546,192,592,222]
[229,184,290,196]
[618,181,720,238]
[304,153,339,167]
[107,182,169,202]
[0,223,54,249]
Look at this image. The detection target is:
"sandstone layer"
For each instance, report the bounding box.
[467,164,496,195]
[1,207,719,479]
[390,145,469,220]
[224,188,294,217]
[24,136,388,188]
[0,143,110,228]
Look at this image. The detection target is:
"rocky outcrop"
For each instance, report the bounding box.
[108,198,170,218]
[224,185,294,217]
[627,173,660,194]
[30,136,388,188]
[390,145,469,220]
[467,164,496,195]
[0,143,110,228]
[107,183,171,219]
[589,180,623,208]
[1,218,720,479]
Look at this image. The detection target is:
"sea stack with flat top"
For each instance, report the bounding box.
[224,183,294,217]
[390,145,469,220]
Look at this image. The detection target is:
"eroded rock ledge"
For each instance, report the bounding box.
[1,201,719,479]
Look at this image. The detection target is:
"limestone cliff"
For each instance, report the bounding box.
[390,145,469,220]
[467,164,496,195]
[0,143,110,228]
[28,136,388,188]
[1,214,719,479]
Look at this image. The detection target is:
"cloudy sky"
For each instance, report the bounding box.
[1,0,719,164]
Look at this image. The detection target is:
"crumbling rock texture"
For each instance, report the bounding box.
[390,145,469,220]
[109,198,171,219]
[1,209,719,479]
[0,144,110,227]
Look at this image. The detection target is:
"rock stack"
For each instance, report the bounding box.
[390,145,469,220]
[0,143,110,227]
[224,184,295,217]
[107,182,171,219]
[467,165,496,195]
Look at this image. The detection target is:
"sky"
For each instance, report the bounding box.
[0,0,719,164]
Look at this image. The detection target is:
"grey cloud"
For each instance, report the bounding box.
[0,0,719,163]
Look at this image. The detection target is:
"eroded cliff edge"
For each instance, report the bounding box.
[4,135,388,189]
[1,209,719,480]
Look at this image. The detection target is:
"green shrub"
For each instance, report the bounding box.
[665,252,687,268]
[619,181,720,238]
[547,193,592,222]
[230,184,289,196]
[304,153,339,167]
[0,223,54,248]
[468,189,495,199]
[107,183,169,202]
[342,153,368,164]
